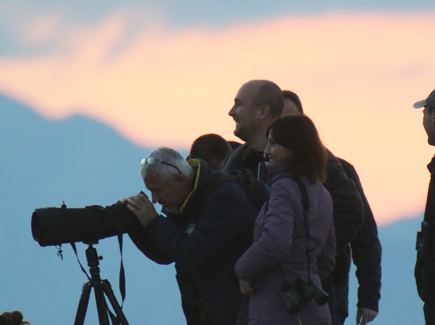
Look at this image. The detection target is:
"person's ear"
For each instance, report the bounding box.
[258,105,271,120]
[173,174,186,186]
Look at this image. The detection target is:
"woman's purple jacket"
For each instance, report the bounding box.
[235,161,336,325]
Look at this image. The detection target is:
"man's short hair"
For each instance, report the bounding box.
[282,90,304,113]
[190,134,233,170]
[250,80,284,118]
[140,147,194,181]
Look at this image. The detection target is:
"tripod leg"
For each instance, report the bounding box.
[93,279,110,325]
[74,282,92,325]
[102,279,130,325]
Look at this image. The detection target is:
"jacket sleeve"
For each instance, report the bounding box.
[324,151,364,254]
[235,179,294,280]
[340,159,382,312]
[143,182,257,271]
[128,226,173,265]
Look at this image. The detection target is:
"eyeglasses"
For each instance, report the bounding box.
[141,157,182,174]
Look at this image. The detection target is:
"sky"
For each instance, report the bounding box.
[1,1,435,227]
[1,0,435,324]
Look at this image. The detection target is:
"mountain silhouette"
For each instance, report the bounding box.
[348,214,424,324]
[0,93,185,324]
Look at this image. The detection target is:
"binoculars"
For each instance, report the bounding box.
[280,277,329,315]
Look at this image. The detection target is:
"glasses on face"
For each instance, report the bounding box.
[141,157,182,175]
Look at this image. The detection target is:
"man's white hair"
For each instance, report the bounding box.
[139,147,194,182]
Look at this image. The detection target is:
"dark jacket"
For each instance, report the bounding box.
[223,143,268,183]
[224,144,364,254]
[128,159,259,324]
[235,161,336,325]
[415,155,435,304]
[336,158,382,313]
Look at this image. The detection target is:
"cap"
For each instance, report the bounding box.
[414,89,435,109]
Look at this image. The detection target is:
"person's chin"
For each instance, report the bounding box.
[234,126,247,141]
[234,126,241,137]
[165,206,178,214]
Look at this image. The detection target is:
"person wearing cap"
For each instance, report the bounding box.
[414,89,435,325]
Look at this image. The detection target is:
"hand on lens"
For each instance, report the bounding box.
[117,193,142,204]
[127,192,157,228]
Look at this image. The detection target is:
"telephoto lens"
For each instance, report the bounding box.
[31,202,141,246]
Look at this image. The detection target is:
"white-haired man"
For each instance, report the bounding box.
[125,147,259,325]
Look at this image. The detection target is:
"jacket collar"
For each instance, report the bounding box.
[266,160,294,183]
[178,159,216,214]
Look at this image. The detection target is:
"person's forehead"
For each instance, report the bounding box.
[237,82,258,99]
[144,173,167,189]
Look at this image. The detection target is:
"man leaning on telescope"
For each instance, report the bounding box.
[123,146,259,325]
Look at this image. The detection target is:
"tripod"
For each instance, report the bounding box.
[74,244,129,325]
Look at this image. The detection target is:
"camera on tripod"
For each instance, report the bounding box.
[31,201,141,247]
[31,199,140,325]
[280,277,329,315]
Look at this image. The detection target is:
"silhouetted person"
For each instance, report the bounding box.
[414,89,435,325]
[282,90,382,325]
[189,133,233,170]
[0,311,30,325]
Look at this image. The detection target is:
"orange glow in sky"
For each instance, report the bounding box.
[1,11,435,226]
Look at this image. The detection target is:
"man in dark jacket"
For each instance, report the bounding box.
[224,80,364,323]
[224,81,364,254]
[414,89,435,325]
[282,90,382,325]
[335,158,382,325]
[126,147,259,324]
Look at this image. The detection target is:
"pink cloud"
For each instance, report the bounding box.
[0,11,434,225]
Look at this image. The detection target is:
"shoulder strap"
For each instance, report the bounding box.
[291,177,309,226]
[274,177,313,282]
[265,176,308,216]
